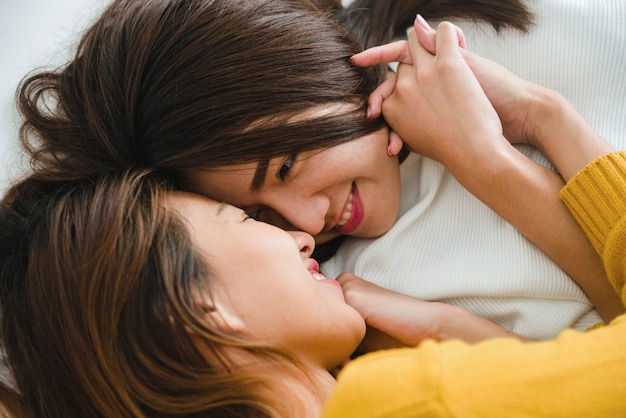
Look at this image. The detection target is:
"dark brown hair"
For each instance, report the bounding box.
[16,0,532,183]
[340,0,533,51]
[18,0,384,184]
[0,173,310,417]
[14,0,533,263]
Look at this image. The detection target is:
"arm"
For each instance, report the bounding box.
[560,152,626,303]
[336,272,529,353]
[350,19,623,321]
[323,152,626,418]
[323,317,626,417]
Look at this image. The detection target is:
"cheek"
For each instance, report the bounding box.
[359,159,402,233]
[243,286,323,343]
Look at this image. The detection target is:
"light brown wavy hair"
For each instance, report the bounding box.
[0,172,314,417]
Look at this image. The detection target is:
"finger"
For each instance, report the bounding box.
[407,24,436,71]
[387,130,405,155]
[458,26,466,50]
[413,14,436,54]
[435,20,466,50]
[433,21,466,60]
[366,74,397,118]
[349,40,413,67]
[393,62,414,79]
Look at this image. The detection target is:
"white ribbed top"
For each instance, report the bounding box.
[323,0,626,339]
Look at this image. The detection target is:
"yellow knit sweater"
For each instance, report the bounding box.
[321,152,626,417]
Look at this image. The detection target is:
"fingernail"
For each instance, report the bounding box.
[416,14,432,30]
[387,143,393,156]
[366,107,371,119]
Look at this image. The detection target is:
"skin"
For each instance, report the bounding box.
[171,190,528,355]
[185,126,403,244]
[168,191,366,371]
[336,271,529,352]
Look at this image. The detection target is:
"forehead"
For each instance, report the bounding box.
[242,103,360,183]
[167,191,222,221]
[182,152,292,203]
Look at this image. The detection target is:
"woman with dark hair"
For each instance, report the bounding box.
[3,69,626,413]
[14,0,623,341]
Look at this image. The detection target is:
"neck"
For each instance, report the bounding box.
[264,364,336,417]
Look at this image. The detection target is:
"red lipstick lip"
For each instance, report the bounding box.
[333,183,363,234]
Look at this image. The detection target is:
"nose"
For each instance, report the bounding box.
[287,230,315,258]
[265,193,329,236]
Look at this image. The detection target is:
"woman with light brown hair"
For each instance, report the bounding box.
[0,169,527,416]
[2,78,626,415]
[0,171,365,417]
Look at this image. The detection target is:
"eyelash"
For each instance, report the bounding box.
[278,154,296,181]
[248,154,296,219]
[247,210,261,220]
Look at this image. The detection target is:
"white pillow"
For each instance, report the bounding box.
[0,0,106,193]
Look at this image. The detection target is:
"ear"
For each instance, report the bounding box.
[199,301,247,334]
[387,130,404,156]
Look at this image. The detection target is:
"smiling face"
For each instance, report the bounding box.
[168,192,365,369]
[184,127,402,244]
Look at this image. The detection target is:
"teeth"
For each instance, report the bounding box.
[311,271,328,281]
[337,191,354,227]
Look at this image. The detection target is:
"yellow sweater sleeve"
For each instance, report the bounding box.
[320,152,626,417]
[560,151,626,306]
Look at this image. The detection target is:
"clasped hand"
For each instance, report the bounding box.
[350,16,547,174]
[337,273,528,354]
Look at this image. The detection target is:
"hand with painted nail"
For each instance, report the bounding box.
[362,19,505,171]
[353,16,560,149]
[351,15,462,119]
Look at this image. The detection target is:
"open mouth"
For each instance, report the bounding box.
[308,259,338,285]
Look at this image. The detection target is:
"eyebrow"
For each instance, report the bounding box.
[251,158,270,191]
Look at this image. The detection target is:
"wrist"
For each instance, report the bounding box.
[432,303,529,343]
[530,89,614,181]
[446,133,519,194]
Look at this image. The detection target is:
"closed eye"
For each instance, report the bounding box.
[247,208,263,220]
